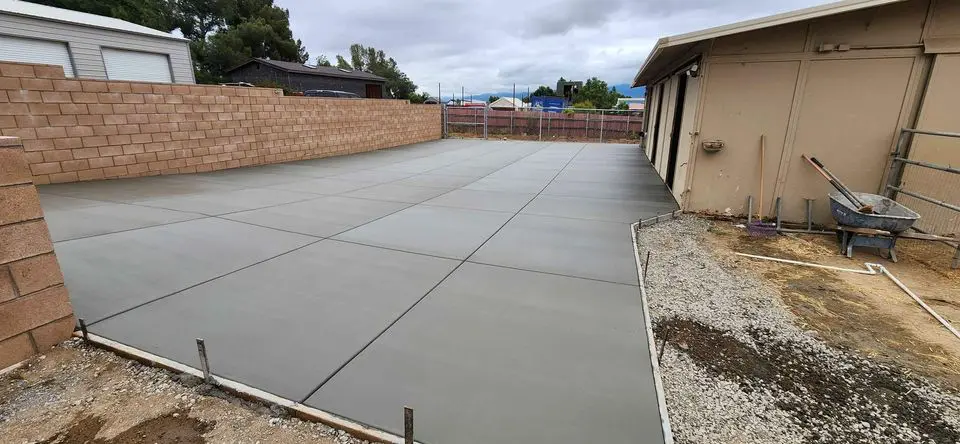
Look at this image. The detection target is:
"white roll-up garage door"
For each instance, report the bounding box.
[0,35,74,77]
[101,48,172,83]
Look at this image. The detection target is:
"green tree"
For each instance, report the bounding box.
[335,55,352,69]
[531,85,555,97]
[29,0,309,84]
[316,55,331,67]
[408,91,431,104]
[487,95,500,103]
[28,0,178,31]
[334,44,417,99]
[572,77,625,109]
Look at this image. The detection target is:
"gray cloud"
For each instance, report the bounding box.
[275,0,828,95]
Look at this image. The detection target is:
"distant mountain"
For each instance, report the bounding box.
[612,84,645,97]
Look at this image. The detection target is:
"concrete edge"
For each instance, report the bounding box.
[630,221,675,444]
[72,331,411,444]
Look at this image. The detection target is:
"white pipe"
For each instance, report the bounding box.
[878,266,960,341]
[734,252,880,275]
[735,253,960,342]
[632,222,675,444]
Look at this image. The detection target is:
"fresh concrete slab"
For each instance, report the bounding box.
[221,196,409,237]
[522,194,678,224]
[330,170,415,184]
[92,240,459,400]
[421,189,535,213]
[133,188,319,216]
[463,177,551,193]
[426,164,500,178]
[190,169,303,187]
[542,179,676,202]
[391,174,478,189]
[470,213,640,285]
[37,194,110,211]
[334,205,513,259]
[44,140,673,444]
[39,175,239,203]
[342,183,452,204]
[267,178,380,195]
[45,202,204,242]
[307,262,663,444]
[57,217,315,322]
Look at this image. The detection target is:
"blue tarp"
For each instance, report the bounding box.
[530,96,567,113]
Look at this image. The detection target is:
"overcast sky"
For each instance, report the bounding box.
[278,0,832,96]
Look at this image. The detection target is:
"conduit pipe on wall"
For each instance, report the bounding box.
[734,253,960,342]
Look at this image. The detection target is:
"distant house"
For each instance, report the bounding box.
[556,80,583,101]
[616,97,645,111]
[0,1,193,83]
[226,58,387,98]
[488,97,527,110]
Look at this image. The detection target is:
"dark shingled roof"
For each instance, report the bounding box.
[228,58,387,82]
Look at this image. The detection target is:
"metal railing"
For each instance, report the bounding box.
[443,106,644,143]
[885,128,960,212]
[884,127,960,268]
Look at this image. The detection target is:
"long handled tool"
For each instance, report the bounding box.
[749,135,777,236]
[802,154,874,214]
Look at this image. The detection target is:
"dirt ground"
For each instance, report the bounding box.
[0,339,367,444]
[705,222,960,390]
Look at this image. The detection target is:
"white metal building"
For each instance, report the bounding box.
[0,0,194,83]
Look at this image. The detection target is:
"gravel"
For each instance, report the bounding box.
[636,216,960,444]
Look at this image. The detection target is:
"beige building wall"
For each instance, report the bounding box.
[658,0,949,224]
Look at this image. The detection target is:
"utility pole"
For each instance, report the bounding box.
[461,86,464,105]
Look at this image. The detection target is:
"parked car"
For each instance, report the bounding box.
[304,90,360,98]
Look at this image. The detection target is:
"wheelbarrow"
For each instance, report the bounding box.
[830,191,920,261]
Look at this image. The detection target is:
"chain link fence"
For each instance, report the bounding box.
[443,106,644,143]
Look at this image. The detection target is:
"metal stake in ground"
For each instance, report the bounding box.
[78,318,89,341]
[196,338,213,383]
[404,406,414,444]
[644,251,651,283]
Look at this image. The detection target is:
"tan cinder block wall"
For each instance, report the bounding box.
[0,62,442,184]
[0,136,74,369]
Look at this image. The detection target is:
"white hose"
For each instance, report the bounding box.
[735,252,960,342]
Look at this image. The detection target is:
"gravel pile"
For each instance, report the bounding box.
[636,216,960,444]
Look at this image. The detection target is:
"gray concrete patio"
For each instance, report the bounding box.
[40,139,677,444]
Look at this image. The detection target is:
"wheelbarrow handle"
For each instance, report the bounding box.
[802,155,866,209]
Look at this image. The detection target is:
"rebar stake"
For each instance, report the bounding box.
[404,406,414,444]
[196,338,212,383]
[78,318,89,341]
[643,251,651,283]
[804,198,815,231]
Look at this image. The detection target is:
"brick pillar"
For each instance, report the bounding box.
[0,136,74,369]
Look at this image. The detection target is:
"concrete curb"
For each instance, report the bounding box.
[72,331,411,444]
[631,221,675,444]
